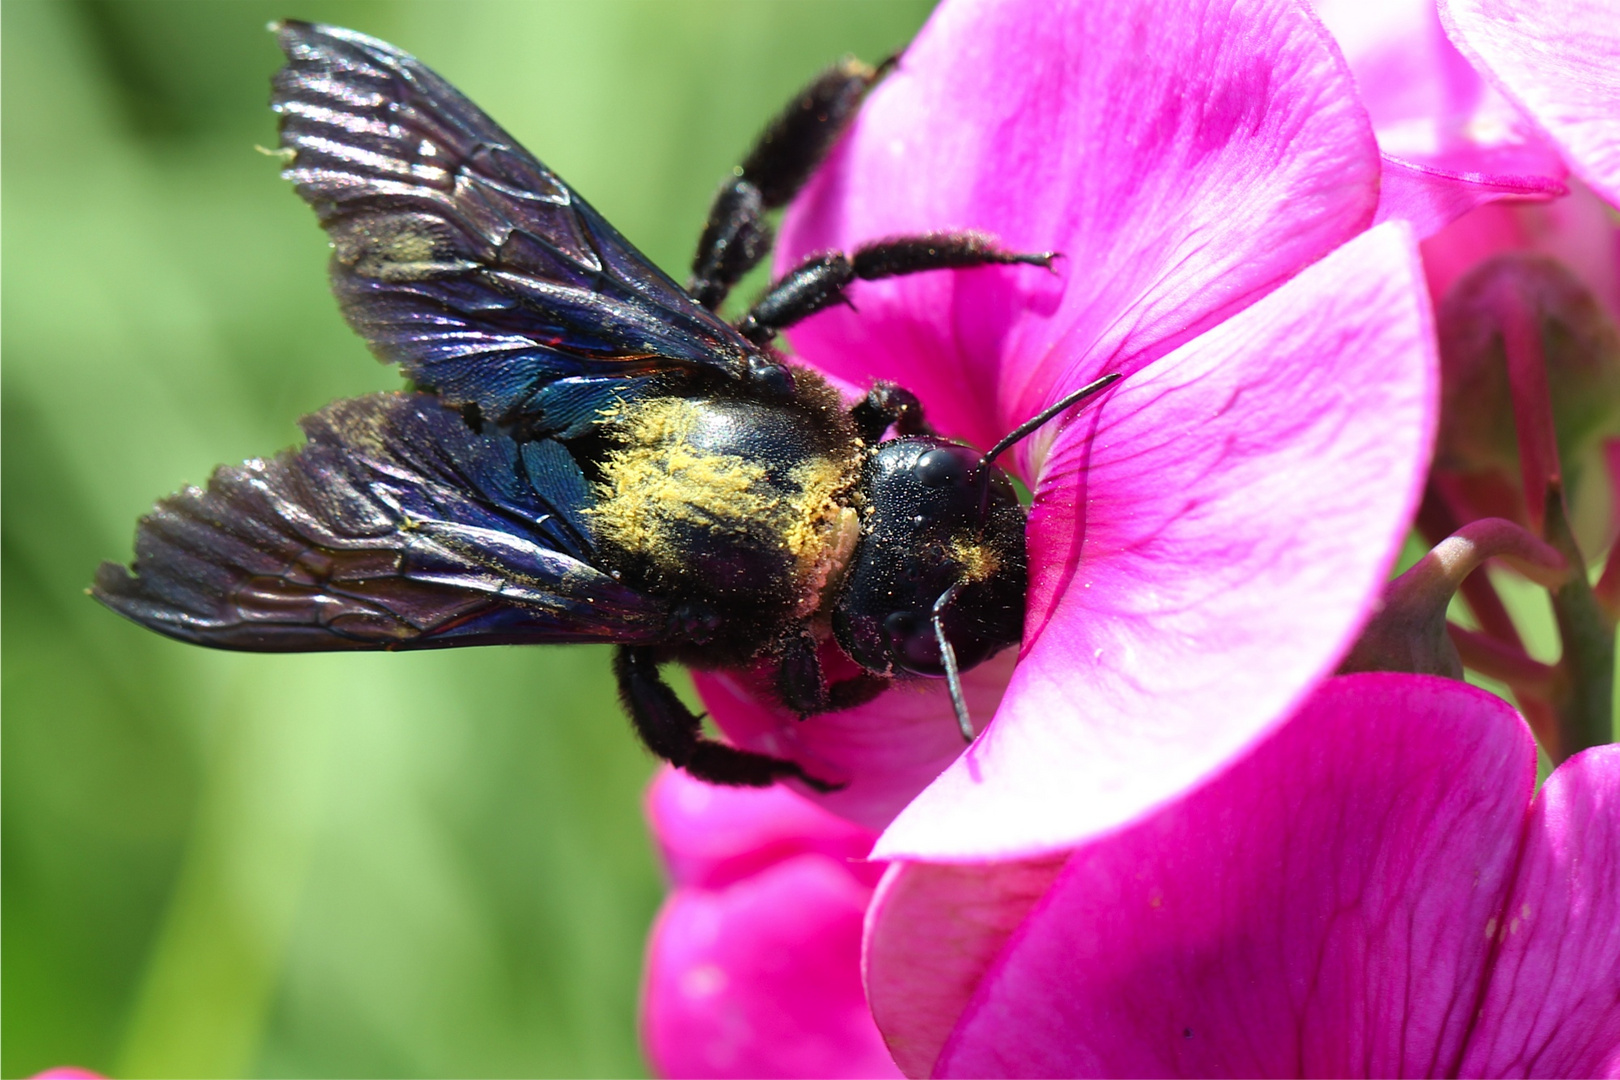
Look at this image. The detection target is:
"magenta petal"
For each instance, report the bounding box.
[646,766,875,890]
[1442,0,1620,208]
[931,674,1535,1078]
[779,0,1379,453]
[876,223,1438,861]
[864,857,1068,1078]
[1460,745,1620,1078]
[642,852,900,1079]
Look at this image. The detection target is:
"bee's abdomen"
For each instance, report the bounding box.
[587,392,861,656]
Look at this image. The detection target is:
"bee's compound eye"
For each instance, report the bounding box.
[884,610,919,638]
[914,447,968,487]
[883,610,941,672]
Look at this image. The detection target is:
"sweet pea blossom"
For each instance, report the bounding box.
[866,673,1620,1077]
[693,0,1437,860]
[1311,0,1619,546]
[637,4,1617,1075]
[639,767,894,1079]
[1407,62,1620,559]
[1441,0,1620,209]
[1312,0,1570,238]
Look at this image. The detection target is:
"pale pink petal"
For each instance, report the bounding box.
[779,0,1379,455]
[877,223,1438,860]
[1314,0,1566,237]
[1442,0,1620,208]
[695,648,1016,831]
[930,674,1535,1078]
[1460,745,1620,1078]
[641,854,900,1080]
[645,766,875,890]
[864,857,1068,1078]
[1378,156,1564,240]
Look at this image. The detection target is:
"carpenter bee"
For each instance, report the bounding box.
[92,22,1118,791]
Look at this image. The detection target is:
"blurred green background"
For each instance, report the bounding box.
[2,2,933,1075]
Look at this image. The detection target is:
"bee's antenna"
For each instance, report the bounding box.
[973,373,1121,522]
[980,373,1122,471]
[932,582,974,743]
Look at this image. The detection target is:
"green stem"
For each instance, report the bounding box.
[1543,486,1616,761]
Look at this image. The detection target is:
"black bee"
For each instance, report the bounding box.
[92,22,1117,791]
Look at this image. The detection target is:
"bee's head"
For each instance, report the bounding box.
[832,437,1027,679]
[829,374,1119,740]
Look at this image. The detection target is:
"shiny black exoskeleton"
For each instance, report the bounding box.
[835,440,1026,680]
[92,22,1106,792]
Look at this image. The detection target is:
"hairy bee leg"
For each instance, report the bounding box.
[614,646,839,790]
[777,633,895,717]
[688,179,770,311]
[776,631,831,716]
[735,233,1056,345]
[687,56,890,310]
[850,381,928,442]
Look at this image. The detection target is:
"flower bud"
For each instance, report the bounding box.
[1435,253,1620,544]
[1340,518,1569,680]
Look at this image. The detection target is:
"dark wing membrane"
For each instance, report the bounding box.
[93,392,669,651]
[271,20,758,426]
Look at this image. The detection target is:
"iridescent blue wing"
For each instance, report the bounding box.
[271,20,759,427]
[92,393,670,650]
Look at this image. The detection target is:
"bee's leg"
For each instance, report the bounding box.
[687,57,890,310]
[850,381,928,442]
[777,631,893,716]
[776,630,831,717]
[614,646,840,791]
[736,233,1056,345]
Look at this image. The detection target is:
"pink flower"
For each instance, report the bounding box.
[638,6,1618,1074]
[695,0,1438,860]
[1313,0,1570,238]
[1321,0,1620,550]
[1408,58,1620,555]
[639,767,896,1079]
[1307,0,1619,555]
[1442,0,1620,210]
[867,673,1620,1077]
